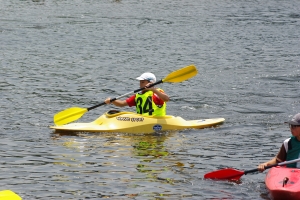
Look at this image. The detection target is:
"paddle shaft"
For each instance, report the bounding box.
[87,80,163,111]
[244,157,300,175]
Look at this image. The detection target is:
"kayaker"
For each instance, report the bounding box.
[258,113,300,172]
[105,72,170,116]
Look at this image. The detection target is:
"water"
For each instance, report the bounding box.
[1,0,300,199]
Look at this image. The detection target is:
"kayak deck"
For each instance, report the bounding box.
[50,110,225,134]
[265,166,300,200]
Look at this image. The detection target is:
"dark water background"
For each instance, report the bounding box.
[1,0,300,199]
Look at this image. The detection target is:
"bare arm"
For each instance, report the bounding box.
[258,157,278,172]
[258,144,287,172]
[152,88,169,102]
[145,83,170,102]
[105,98,128,107]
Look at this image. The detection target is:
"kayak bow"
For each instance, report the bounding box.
[265,167,300,200]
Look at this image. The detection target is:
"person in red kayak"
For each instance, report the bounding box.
[105,72,169,116]
[258,113,300,171]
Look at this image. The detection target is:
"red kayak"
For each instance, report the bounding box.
[265,166,300,200]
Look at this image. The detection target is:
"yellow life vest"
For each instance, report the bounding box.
[135,90,166,116]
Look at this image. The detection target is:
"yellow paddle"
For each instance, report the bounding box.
[0,190,22,200]
[54,65,198,125]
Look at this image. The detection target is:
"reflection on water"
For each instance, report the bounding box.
[132,135,172,187]
[50,131,191,197]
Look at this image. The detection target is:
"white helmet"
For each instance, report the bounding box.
[136,72,156,83]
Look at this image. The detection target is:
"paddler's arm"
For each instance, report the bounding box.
[145,83,170,102]
[257,144,286,172]
[105,98,128,107]
[258,157,278,172]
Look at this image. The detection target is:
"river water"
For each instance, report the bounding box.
[1,0,300,199]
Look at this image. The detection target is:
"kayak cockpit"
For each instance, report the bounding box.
[104,110,174,119]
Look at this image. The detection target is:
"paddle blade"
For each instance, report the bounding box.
[204,168,245,181]
[54,107,88,125]
[0,190,22,200]
[163,65,198,83]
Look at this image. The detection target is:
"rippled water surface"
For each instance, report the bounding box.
[1,0,300,199]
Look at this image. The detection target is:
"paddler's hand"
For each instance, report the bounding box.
[105,98,111,104]
[144,82,170,102]
[258,163,267,172]
[145,83,155,91]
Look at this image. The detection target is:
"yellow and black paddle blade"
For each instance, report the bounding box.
[54,107,87,126]
[163,65,197,83]
[0,190,22,200]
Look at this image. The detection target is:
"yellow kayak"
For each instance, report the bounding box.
[50,110,225,134]
[0,190,22,200]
